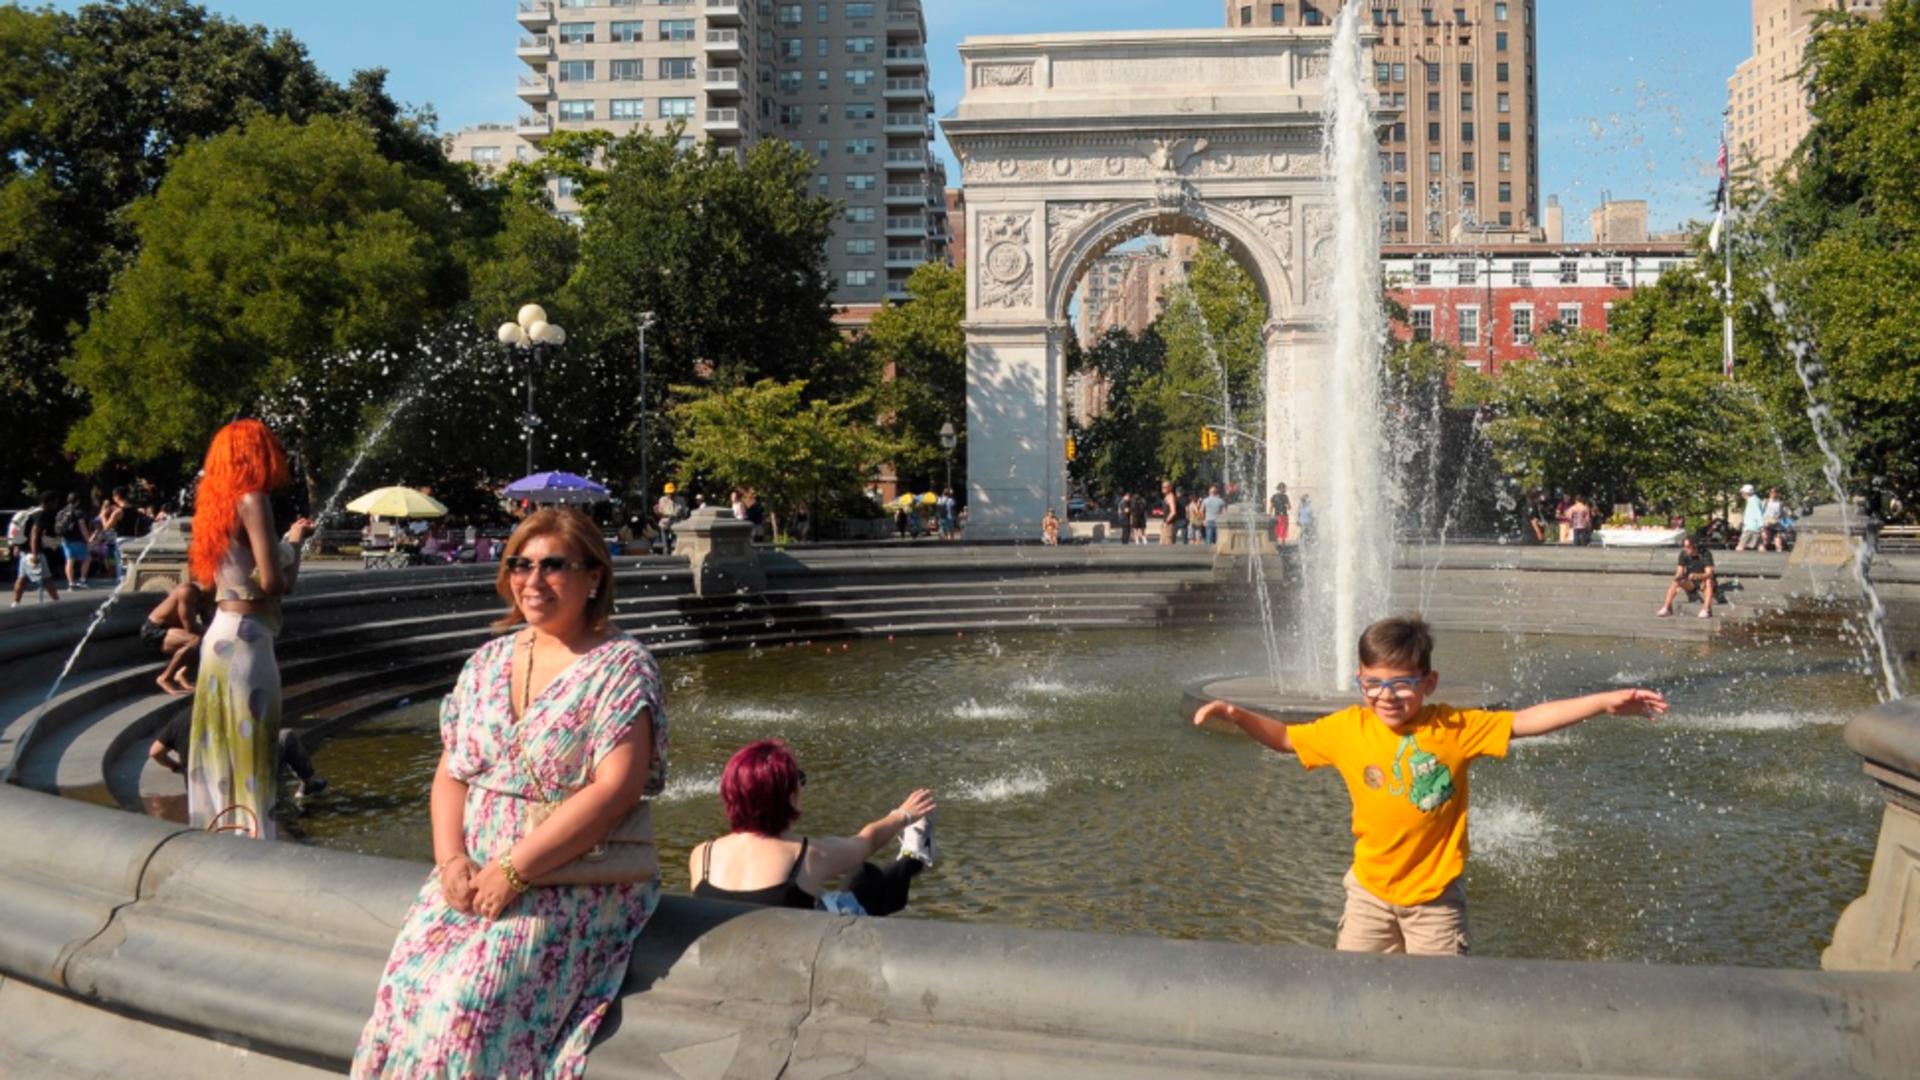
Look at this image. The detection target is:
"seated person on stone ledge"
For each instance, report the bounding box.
[149,709,328,800]
[142,580,212,695]
[690,738,935,916]
[1656,535,1716,618]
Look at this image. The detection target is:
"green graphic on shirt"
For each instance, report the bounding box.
[1384,732,1455,813]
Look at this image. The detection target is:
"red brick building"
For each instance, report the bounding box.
[1384,240,1692,373]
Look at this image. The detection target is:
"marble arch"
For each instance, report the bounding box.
[944,28,1344,539]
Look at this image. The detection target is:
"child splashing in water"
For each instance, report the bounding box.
[1194,615,1666,955]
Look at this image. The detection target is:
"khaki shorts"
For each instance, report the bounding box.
[1335,868,1470,956]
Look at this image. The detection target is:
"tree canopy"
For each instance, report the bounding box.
[864,261,966,490]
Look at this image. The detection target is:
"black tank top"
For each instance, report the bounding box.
[693,837,816,910]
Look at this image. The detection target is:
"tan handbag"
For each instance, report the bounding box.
[510,713,659,887]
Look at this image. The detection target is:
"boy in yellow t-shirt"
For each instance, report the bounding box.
[1193,615,1666,955]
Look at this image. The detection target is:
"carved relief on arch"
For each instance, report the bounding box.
[1045,201,1110,270]
[974,62,1034,88]
[1213,197,1295,264]
[979,211,1035,310]
[1303,204,1336,308]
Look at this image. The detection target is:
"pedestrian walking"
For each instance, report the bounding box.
[1202,485,1226,545]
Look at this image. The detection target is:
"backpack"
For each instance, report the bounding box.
[54,506,81,540]
[6,508,39,545]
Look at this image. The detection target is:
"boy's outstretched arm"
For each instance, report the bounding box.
[1512,688,1667,738]
[1193,700,1298,755]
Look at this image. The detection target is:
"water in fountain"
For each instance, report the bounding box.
[37,517,179,708]
[1295,3,1395,687]
[299,380,430,558]
[1764,280,1906,701]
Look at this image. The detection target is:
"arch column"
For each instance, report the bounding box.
[1263,318,1330,507]
[964,320,1067,540]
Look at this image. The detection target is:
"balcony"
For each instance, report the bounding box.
[885,215,925,237]
[884,183,924,205]
[703,29,742,60]
[516,34,553,62]
[886,247,925,269]
[704,107,743,137]
[516,1,552,29]
[703,0,744,25]
[516,113,553,140]
[516,74,554,102]
[704,67,743,96]
[883,112,927,135]
[884,46,925,71]
[883,77,927,101]
[886,3,924,39]
[884,149,926,171]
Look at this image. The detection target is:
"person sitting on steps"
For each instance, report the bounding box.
[691,739,936,916]
[1656,535,1716,618]
[149,707,328,800]
[143,580,213,694]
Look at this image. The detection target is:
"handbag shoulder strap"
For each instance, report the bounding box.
[507,631,558,806]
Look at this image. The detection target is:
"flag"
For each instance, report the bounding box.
[1708,207,1724,253]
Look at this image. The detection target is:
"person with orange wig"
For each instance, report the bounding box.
[186,419,314,839]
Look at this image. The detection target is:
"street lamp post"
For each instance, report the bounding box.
[498,303,567,476]
[938,421,957,493]
[636,311,656,504]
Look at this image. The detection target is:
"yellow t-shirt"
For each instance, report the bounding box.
[1290,703,1515,906]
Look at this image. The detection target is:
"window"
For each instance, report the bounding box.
[1498,121,1512,140]
[846,205,877,223]
[817,38,829,57]
[815,139,829,159]
[1456,260,1478,286]
[1606,260,1627,286]
[818,3,829,24]
[1495,1,1509,19]
[845,103,876,120]
[845,137,875,155]
[1413,261,1432,284]
[777,3,802,24]
[1427,121,1441,142]
[1511,306,1533,344]
[1461,151,1474,170]
[1497,61,1510,82]
[780,37,802,59]
[846,68,876,86]
[1558,304,1582,329]
[557,22,594,45]
[1461,121,1474,143]
[556,176,582,199]
[1425,61,1441,82]
[1458,307,1480,346]
[611,59,644,81]
[847,238,877,255]
[1559,260,1579,284]
[1460,92,1473,111]
[558,60,594,83]
[1497,92,1511,113]
[846,36,875,53]
[778,70,802,92]
[1461,180,1476,201]
[1497,181,1512,202]
[1270,3,1286,24]
[846,173,876,191]
[659,97,695,118]
[1411,307,1434,342]
[1460,62,1474,86]
[1240,5,1253,25]
[1498,151,1511,171]
[1427,151,1442,172]
[1394,151,1407,171]
[1392,122,1406,141]
[778,104,802,125]
[1393,181,1408,203]
[847,270,878,286]
[610,98,646,119]
[557,99,594,121]
[847,1,874,15]
[1393,62,1406,83]
[611,20,644,43]
[659,19,694,40]
[1497,30,1509,52]
[1303,3,1323,25]
[1512,261,1531,287]
[658,57,694,79]
[1377,62,1391,84]
[469,146,501,164]
[1427,91,1441,111]
[1498,211,1513,226]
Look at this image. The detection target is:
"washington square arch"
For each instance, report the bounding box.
[944,28,1346,540]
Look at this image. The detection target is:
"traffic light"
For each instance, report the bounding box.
[1200,426,1218,451]
[1065,436,1077,461]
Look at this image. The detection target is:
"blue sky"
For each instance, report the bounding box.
[48,0,1750,239]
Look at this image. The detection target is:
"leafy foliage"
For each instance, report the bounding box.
[670,379,898,538]
[864,261,965,490]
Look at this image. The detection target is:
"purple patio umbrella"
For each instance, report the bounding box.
[502,471,610,505]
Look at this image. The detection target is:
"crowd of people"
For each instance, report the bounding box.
[1053,482,1313,547]
[6,485,165,605]
[1525,484,1797,553]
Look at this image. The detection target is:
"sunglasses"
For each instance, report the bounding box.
[504,555,592,578]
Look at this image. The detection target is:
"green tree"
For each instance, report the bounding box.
[1141,246,1267,488]
[0,0,462,500]
[569,131,842,395]
[65,114,465,502]
[864,261,965,490]
[1074,327,1169,498]
[670,379,898,539]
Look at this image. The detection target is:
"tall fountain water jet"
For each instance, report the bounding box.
[1300,3,1395,686]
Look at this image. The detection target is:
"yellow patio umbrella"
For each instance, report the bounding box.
[916,492,940,506]
[345,486,449,519]
[885,494,917,510]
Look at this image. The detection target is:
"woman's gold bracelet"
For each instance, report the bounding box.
[498,853,531,894]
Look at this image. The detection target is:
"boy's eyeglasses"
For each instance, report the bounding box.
[505,556,591,578]
[1354,675,1425,698]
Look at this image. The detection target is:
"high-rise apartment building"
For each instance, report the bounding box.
[1727,1,1881,182]
[511,0,947,304]
[1227,1,1541,244]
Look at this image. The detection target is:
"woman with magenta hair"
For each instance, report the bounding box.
[690,739,936,916]
[186,419,314,839]
[354,508,668,1078]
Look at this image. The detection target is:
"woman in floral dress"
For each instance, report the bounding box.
[354,509,667,1078]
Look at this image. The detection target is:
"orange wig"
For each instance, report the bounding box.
[189,420,292,587]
